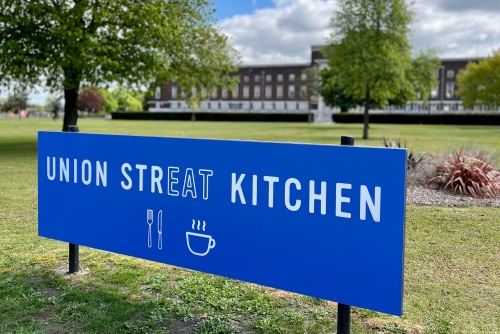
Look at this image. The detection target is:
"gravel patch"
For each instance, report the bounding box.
[407,186,500,208]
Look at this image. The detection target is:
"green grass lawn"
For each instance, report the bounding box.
[1,118,499,333]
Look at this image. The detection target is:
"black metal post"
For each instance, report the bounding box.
[341,136,354,146]
[69,243,79,274]
[68,125,79,274]
[338,135,354,334]
[337,303,351,334]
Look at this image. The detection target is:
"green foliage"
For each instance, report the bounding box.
[428,147,500,198]
[383,138,427,170]
[457,50,500,109]
[0,89,29,112]
[324,0,416,138]
[320,69,364,112]
[300,67,319,102]
[324,0,414,104]
[45,94,63,119]
[98,88,118,114]
[0,0,239,129]
[407,49,441,103]
[321,48,440,111]
[78,87,106,112]
[112,87,143,112]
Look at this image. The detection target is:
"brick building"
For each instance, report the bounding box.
[148,46,484,119]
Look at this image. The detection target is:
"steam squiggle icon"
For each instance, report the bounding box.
[186,219,216,256]
[191,220,206,231]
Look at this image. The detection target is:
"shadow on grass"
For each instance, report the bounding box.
[0,269,196,334]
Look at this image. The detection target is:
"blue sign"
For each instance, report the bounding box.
[38,132,407,315]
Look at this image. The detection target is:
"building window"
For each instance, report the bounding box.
[155,86,161,99]
[277,74,283,82]
[265,85,272,99]
[243,75,250,82]
[288,85,295,99]
[232,86,239,99]
[171,86,177,99]
[431,85,438,98]
[222,89,228,99]
[254,86,261,99]
[446,83,454,98]
[211,87,218,99]
[301,73,307,81]
[201,87,207,98]
[266,74,272,82]
[243,85,250,98]
[447,70,454,78]
[191,87,197,96]
[255,75,261,82]
[300,85,307,99]
[181,89,187,99]
[289,74,295,81]
[277,85,283,98]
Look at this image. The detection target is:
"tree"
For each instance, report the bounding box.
[78,87,106,112]
[320,69,364,112]
[300,67,320,122]
[98,88,119,113]
[457,50,500,110]
[324,0,414,139]
[390,49,441,110]
[300,68,319,102]
[0,89,29,112]
[320,49,439,113]
[113,87,143,112]
[45,94,63,119]
[0,0,239,131]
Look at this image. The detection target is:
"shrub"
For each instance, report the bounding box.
[428,148,500,198]
[383,138,427,170]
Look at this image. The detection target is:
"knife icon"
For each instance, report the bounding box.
[158,210,162,250]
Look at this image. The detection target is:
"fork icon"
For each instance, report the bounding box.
[147,209,153,248]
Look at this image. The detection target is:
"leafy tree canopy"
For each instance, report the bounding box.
[324,0,415,138]
[0,0,239,130]
[113,87,143,112]
[457,50,500,109]
[98,87,118,113]
[78,87,106,112]
[0,88,29,112]
[320,48,440,112]
[45,94,63,118]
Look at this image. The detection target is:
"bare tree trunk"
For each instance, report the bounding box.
[363,91,370,140]
[63,88,79,132]
[62,67,82,132]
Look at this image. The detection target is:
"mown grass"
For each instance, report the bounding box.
[0,118,499,333]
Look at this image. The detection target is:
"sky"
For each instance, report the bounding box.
[5,0,500,105]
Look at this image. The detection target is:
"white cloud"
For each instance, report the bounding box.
[412,0,500,58]
[221,0,337,65]
[221,0,500,65]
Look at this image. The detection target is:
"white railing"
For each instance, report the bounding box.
[149,100,311,113]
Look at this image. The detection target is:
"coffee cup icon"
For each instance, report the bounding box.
[186,232,216,256]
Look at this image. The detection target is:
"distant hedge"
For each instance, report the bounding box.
[112,112,312,122]
[332,113,500,125]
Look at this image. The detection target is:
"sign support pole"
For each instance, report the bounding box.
[337,135,354,334]
[68,125,79,274]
